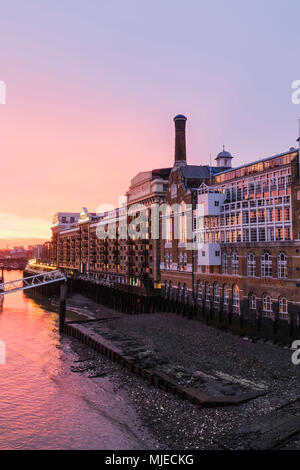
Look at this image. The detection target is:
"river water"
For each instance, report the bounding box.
[0,270,150,450]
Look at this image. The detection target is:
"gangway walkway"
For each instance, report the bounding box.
[0,270,66,295]
[0,270,67,331]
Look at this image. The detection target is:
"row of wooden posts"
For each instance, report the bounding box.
[24,276,298,346]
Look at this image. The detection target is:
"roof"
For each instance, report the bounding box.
[216,150,233,159]
[152,167,172,179]
[180,165,221,179]
[174,114,187,121]
[214,148,299,176]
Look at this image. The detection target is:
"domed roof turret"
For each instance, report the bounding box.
[216,146,233,160]
[215,146,233,168]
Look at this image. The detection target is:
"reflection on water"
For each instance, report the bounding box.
[0,271,148,450]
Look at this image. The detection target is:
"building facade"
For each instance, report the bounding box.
[50,170,171,289]
[49,114,300,334]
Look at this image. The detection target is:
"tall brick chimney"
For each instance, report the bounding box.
[174,114,187,166]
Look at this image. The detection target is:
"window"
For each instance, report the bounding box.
[250,228,257,242]
[213,283,220,306]
[223,284,229,306]
[231,252,239,275]
[215,250,220,257]
[249,293,256,310]
[196,280,203,303]
[247,252,256,277]
[259,227,266,242]
[222,252,228,274]
[263,294,273,318]
[232,284,240,314]
[243,229,250,242]
[164,254,168,269]
[279,297,288,320]
[166,216,173,242]
[261,251,272,277]
[214,201,219,207]
[205,282,210,302]
[278,252,287,278]
[275,227,283,241]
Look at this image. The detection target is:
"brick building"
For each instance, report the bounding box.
[50,170,171,289]
[49,114,300,335]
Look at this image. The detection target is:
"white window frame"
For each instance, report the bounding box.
[279,297,288,320]
[278,252,287,279]
[247,252,256,277]
[263,294,273,317]
[261,251,272,278]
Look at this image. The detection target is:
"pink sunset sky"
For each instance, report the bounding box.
[0,0,300,247]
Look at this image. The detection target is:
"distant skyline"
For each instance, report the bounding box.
[0,237,46,250]
[1,0,300,242]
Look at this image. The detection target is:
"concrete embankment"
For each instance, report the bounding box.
[62,293,300,404]
[64,319,264,408]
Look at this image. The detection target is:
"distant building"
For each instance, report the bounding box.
[10,246,27,258]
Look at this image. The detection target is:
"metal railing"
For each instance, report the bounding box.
[0,270,66,295]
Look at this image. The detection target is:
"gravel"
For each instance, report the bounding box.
[63,294,300,449]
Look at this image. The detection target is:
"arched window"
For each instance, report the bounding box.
[223,284,229,306]
[263,294,273,317]
[205,282,210,302]
[231,252,239,275]
[232,284,240,314]
[261,251,272,278]
[222,252,228,274]
[183,283,188,303]
[279,297,288,320]
[248,292,256,310]
[247,252,256,277]
[278,252,287,278]
[213,282,220,306]
[196,280,203,303]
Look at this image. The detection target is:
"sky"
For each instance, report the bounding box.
[0,0,300,245]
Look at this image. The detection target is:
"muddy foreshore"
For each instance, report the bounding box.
[48,293,300,450]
